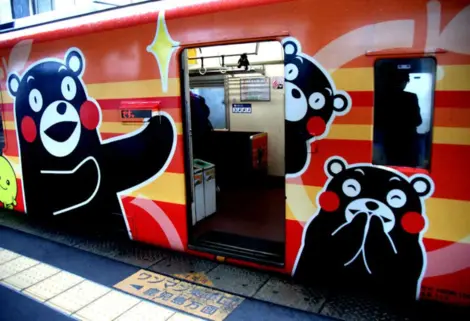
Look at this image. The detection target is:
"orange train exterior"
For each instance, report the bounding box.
[0,0,469,306]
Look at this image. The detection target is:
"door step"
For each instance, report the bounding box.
[190,231,285,267]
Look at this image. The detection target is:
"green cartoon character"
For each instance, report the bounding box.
[0,156,17,210]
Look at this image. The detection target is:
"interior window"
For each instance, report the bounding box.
[372,57,436,170]
[191,87,227,129]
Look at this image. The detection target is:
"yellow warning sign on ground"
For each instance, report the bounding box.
[114,269,244,321]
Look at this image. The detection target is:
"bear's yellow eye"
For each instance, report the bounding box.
[6,180,10,186]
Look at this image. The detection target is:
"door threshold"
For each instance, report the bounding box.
[189,230,285,267]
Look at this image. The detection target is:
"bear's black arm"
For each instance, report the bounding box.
[38,156,101,215]
[101,114,175,193]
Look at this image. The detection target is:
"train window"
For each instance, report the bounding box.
[372,57,436,170]
[191,87,227,129]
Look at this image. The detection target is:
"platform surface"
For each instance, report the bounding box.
[0,210,469,321]
[0,217,338,321]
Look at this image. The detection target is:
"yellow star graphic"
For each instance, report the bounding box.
[147,10,180,93]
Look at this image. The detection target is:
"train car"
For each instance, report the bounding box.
[0,0,469,306]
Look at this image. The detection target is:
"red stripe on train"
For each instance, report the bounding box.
[287,139,470,202]
[98,97,181,110]
[2,91,468,111]
[348,91,470,108]
[1,96,181,112]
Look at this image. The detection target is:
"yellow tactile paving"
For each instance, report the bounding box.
[2,263,61,290]
[115,300,176,321]
[0,256,39,280]
[73,289,141,321]
[0,249,20,264]
[24,270,84,302]
[0,247,243,320]
[47,280,111,314]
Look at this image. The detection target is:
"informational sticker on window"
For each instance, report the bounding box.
[271,76,284,89]
[240,77,270,101]
[114,269,244,320]
[232,103,252,114]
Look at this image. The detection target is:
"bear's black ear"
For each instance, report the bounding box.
[65,48,84,76]
[410,175,433,198]
[325,157,347,177]
[283,39,299,57]
[332,93,349,113]
[7,73,21,98]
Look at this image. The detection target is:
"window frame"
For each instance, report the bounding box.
[1,0,156,33]
[371,56,437,173]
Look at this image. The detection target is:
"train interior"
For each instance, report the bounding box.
[181,41,286,266]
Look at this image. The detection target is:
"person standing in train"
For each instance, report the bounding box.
[190,91,214,162]
[378,71,422,167]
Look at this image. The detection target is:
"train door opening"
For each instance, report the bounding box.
[181,41,286,266]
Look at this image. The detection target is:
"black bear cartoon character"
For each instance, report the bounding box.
[293,156,434,301]
[283,37,351,177]
[7,48,176,231]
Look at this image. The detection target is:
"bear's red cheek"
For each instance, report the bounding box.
[401,211,425,234]
[307,116,326,136]
[21,116,36,143]
[319,191,340,212]
[80,100,100,130]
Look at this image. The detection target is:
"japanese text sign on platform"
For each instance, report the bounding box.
[114,269,244,320]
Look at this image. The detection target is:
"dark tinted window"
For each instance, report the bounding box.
[372,57,436,169]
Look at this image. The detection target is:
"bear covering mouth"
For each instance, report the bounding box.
[331,205,398,275]
[293,156,434,301]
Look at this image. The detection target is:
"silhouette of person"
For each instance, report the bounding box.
[377,71,422,167]
[190,91,214,162]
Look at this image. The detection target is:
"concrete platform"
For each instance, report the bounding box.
[0,215,338,321]
[0,210,469,321]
